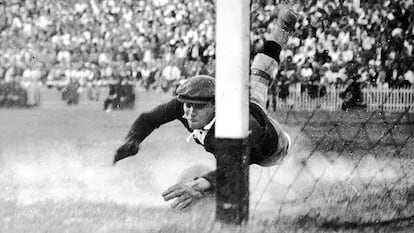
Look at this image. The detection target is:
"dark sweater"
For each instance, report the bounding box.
[123,98,279,189]
[119,41,282,189]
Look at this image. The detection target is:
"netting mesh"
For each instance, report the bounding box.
[247,98,414,231]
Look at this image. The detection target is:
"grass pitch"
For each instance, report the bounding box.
[0,88,413,233]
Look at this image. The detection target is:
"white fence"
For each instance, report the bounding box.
[274,84,414,112]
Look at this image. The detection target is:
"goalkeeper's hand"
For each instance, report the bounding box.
[113,140,140,165]
[162,178,212,210]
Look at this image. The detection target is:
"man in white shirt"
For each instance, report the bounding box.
[161,60,182,92]
[404,66,414,85]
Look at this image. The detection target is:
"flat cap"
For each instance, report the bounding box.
[176,75,215,104]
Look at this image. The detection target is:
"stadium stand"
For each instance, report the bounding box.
[0,0,412,108]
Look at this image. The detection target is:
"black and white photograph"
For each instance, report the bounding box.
[0,0,413,232]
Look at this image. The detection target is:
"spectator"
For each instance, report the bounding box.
[119,77,136,110]
[404,64,414,86]
[340,77,366,111]
[174,40,188,70]
[62,77,80,105]
[160,60,182,93]
[0,80,28,108]
[103,78,121,112]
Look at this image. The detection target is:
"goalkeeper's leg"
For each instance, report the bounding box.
[249,4,296,166]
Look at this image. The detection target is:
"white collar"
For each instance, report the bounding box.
[203,117,216,131]
[186,117,215,143]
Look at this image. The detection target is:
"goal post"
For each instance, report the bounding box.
[215,0,250,225]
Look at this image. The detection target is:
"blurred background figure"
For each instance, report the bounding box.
[103,78,121,112]
[119,77,136,110]
[0,79,28,108]
[160,60,182,93]
[340,76,367,111]
[21,63,41,107]
[62,77,80,105]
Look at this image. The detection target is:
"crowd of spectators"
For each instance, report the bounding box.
[0,0,216,94]
[0,0,413,108]
[265,0,414,90]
